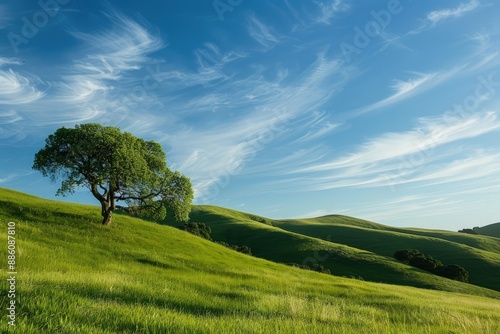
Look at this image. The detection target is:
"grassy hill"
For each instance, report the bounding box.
[273,216,500,292]
[186,206,500,295]
[477,222,500,238]
[1,188,500,333]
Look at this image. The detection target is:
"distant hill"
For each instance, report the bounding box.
[477,222,500,238]
[2,187,500,333]
[274,215,500,292]
[182,205,500,294]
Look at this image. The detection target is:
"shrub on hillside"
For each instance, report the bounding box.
[286,263,309,269]
[178,223,253,255]
[310,263,331,274]
[231,245,252,255]
[286,263,331,275]
[216,241,230,247]
[249,215,267,223]
[436,264,469,283]
[409,254,443,272]
[458,228,478,235]
[179,222,212,241]
[393,249,422,264]
[394,249,469,283]
[216,241,252,255]
[393,249,443,272]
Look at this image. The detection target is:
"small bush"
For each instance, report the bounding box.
[436,264,469,282]
[310,263,331,274]
[286,263,331,275]
[230,244,252,255]
[216,241,252,255]
[393,249,422,264]
[179,222,212,241]
[458,228,478,235]
[216,241,230,247]
[249,215,267,224]
[286,263,311,270]
[409,255,443,272]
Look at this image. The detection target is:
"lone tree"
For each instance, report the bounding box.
[33,123,193,225]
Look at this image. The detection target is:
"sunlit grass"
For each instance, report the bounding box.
[1,187,500,333]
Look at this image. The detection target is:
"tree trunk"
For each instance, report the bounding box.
[100,200,113,226]
[102,208,113,225]
[90,183,114,226]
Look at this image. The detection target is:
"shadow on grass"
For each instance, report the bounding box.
[136,258,174,270]
[0,200,100,226]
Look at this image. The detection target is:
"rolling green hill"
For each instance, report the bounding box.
[1,187,500,333]
[185,206,500,295]
[477,222,500,238]
[273,216,500,292]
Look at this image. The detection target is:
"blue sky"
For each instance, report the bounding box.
[1,0,500,230]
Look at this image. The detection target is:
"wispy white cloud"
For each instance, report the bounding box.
[148,44,245,96]
[298,122,340,142]
[242,145,329,179]
[0,68,45,105]
[290,110,340,143]
[57,77,109,102]
[391,73,434,97]
[70,13,163,80]
[250,110,500,198]
[0,171,34,184]
[464,33,500,73]
[155,52,358,200]
[427,0,480,24]
[0,173,20,184]
[25,11,164,127]
[356,195,467,224]
[350,72,435,115]
[0,57,23,67]
[405,150,500,186]
[285,0,349,31]
[376,31,413,53]
[410,0,481,34]
[0,110,23,124]
[0,58,43,107]
[352,172,500,227]
[314,0,350,25]
[246,14,281,49]
[349,67,463,116]
[273,146,500,196]
[159,54,355,201]
[298,111,500,174]
[468,32,492,52]
[195,43,245,70]
[53,12,164,111]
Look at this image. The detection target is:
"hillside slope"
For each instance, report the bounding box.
[273,216,500,292]
[477,222,500,238]
[186,206,500,295]
[289,215,500,254]
[1,188,500,333]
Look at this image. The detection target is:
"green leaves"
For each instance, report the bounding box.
[33,123,193,224]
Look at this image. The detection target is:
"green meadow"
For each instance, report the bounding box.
[1,187,500,333]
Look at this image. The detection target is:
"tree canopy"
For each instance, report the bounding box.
[33,123,193,225]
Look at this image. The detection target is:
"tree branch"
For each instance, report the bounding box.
[90,183,106,203]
